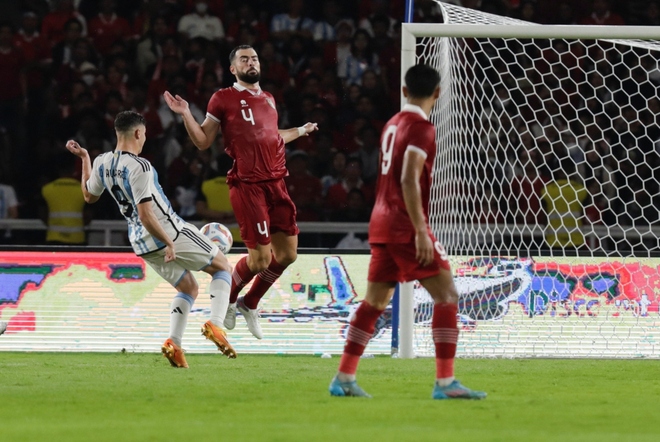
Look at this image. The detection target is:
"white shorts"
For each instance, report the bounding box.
[142,223,219,287]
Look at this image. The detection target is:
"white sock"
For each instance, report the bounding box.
[210,271,231,327]
[337,372,356,383]
[436,377,455,387]
[169,292,193,347]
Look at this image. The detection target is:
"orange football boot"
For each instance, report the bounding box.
[161,338,189,368]
[201,321,237,359]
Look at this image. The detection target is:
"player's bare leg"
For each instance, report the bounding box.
[330,281,396,398]
[419,270,486,399]
[234,233,297,339]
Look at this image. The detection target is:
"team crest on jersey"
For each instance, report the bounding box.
[265,97,276,109]
[240,99,248,107]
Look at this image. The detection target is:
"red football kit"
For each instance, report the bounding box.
[368,104,450,283]
[206,83,298,247]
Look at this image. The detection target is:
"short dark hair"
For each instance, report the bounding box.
[405,64,440,99]
[229,45,254,64]
[114,111,146,133]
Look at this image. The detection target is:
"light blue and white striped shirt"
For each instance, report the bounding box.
[87,151,184,255]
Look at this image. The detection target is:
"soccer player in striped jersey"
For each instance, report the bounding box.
[65,111,236,368]
[329,64,486,399]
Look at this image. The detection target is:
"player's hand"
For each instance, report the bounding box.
[300,122,318,136]
[163,91,189,114]
[164,244,176,263]
[415,231,434,267]
[65,140,89,158]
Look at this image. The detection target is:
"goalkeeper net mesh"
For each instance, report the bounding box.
[410,1,660,358]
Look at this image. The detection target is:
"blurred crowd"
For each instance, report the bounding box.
[0,0,658,248]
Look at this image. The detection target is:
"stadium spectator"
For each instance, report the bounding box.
[13,11,52,111]
[195,153,242,244]
[329,63,485,400]
[313,0,343,42]
[40,154,89,245]
[320,147,345,189]
[514,0,539,22]
[51,18,87,72]
[541,159,590,249]
[325,156,374,217]
[555,2,578,24]
[163,44,318,341]
[323,19,353,73]
[353,124,380,184]
[226,4,269,45]
[41,0,88,45]
[270,0,315,47]
[0,22,28,167]
[358,0,398,37]
[65,111,237,368]
[177,0,225,43]
[284,150,323,222]
[579,0,626,26]
[135,15,171,76]
[339,29,380,86]
[640,2,660,26]
[88,0,132,56]
[0,172,19,244]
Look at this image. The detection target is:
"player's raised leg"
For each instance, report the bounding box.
[419,270,486,400]
[202,249,237,358]
[236,232,297,339]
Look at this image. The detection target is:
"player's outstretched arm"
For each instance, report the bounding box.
[65,140,100,204]
[137,202,176,263]
[401,148,434,266]
[163,91,219,150]
[279,122,318,144]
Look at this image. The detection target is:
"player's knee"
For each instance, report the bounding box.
[433,289,458,305]
[251,255,271,273]
[277,250,296,267]
[211,252,232,274]
[176,273,199,299]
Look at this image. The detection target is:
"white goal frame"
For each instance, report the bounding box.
[397,20,660,359]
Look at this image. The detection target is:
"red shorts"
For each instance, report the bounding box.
[368,239,451,283]
[229,179,299,248]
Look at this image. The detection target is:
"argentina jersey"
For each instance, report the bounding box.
[86,151,185,255]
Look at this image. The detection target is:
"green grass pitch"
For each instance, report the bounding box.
[1,353,658,442]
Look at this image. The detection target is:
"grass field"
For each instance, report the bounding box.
[1,353,658,442]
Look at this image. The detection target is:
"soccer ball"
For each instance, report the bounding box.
[200,222,233,254]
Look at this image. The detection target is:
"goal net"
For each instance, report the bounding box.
[398,1,660,358]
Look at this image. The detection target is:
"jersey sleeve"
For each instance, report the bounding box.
[206,91,224,124]
[406,121,436,158]
[130,167,154,205]
[86,156,106,197]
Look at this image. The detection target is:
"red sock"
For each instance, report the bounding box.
[242,256,287,309]
[338,301,384,375]
[432,303,459,379]
[230,256,256,303]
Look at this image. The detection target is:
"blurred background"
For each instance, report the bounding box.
[0,0,656,248]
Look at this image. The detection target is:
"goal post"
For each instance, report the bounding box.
[395,2,660,359]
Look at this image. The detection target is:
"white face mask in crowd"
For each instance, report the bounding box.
[82,74,96,86]
[195,3,208,14]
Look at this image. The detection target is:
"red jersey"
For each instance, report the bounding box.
[369,104,436,244]
[206,83,286,184]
